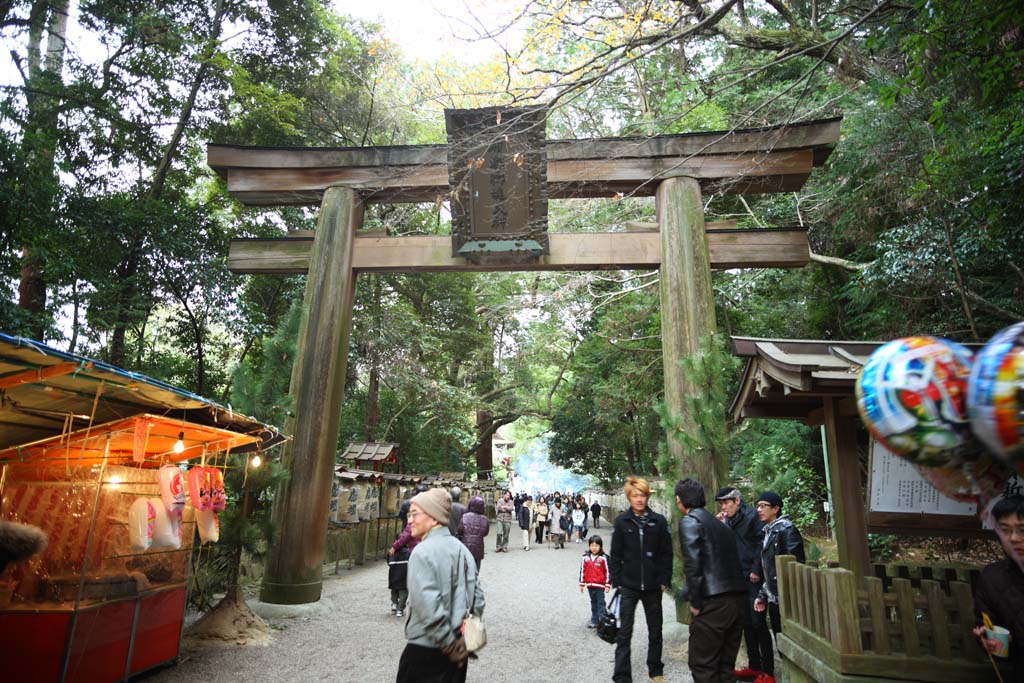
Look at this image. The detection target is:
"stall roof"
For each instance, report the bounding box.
[729,336,880,425]
[339,442,398,462]
[729,336,982,425]
[335,465,420,484]
[0,334,284,452]
[0,414,259,467]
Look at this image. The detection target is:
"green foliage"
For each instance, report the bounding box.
[729,420,825,530]
[867,534,900,563]
[657,333,738,487]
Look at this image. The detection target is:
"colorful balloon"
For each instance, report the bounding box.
[913,454,1011,505]
[856,336,975,466]
[968,322,1024,469]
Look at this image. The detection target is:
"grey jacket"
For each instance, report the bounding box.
[405,524,486,649]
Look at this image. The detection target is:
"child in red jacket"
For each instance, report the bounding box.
[580,534,611,627]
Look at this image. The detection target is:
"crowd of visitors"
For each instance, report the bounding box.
[388,479,809,683]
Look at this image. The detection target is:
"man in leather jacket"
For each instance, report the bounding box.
[609,476,673,683]
[676,479,748,683]
[752,491,805,682]
[715,487,771,681]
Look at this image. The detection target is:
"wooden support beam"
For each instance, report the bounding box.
[227,227,810,274]
[260,187,361,605]
[221,150,814,204]
[208,118,841,206]
[658,177,726,491]
[823,397,871,578]
[0,361,91,390]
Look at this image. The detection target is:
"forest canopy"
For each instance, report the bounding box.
[1,0,1021,491]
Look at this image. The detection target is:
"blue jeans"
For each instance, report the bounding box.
[588,587,607,625]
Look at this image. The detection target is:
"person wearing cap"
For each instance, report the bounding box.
[399,488,485,683]
[751,491,805,683]
[399,483,429,528]
[714,487,771,681]
[676,478,748,683]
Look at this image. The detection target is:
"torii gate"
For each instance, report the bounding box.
[210,112,841,604]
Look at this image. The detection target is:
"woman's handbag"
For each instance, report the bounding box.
[461,558,487,652]
[462,612,487,652]
[596,589,620,644]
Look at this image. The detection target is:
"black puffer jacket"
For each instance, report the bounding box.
[678,507,747,609]
[609,509,673,592]
[727,503,764,575]
[753,515,805,603]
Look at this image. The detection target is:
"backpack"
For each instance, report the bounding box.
[596,590,620,644]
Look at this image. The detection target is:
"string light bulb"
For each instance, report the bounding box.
[173,431,185,454]
[250,455,262,468]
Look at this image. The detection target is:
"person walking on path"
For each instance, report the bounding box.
[676,479,747,683]
[752,491,805,683]
[495,491,514,552]
[609,476,673,683]
[714,486,771,681]
[398,488,485,683]
[517,495,533,551]
[447,486,467,537]
[388,521,421,617]
[572,504,586,543]
[548,499,566,548]
[534,497,548,545]
[579,534,610,628]
[590,499,602,528]
[457,495,490,570]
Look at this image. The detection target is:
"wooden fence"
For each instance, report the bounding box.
[776,555,1004,683]
[324,516,403,573]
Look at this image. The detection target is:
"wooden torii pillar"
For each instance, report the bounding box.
[211,117,841,604]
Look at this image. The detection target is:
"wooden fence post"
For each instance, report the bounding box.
[825,568,863,654]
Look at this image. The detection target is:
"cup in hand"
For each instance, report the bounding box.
[985,625,1010,658]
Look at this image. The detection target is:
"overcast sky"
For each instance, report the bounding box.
[332,0,522,63]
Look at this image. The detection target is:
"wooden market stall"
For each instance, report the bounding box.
[0,335,282,682]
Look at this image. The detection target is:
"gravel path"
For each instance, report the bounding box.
[146,531,696,683]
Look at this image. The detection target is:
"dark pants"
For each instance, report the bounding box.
[613,587,663,682]
[759,601,782,675]
[688,592,745,683]
[587,586,607,625]
[396,643,467,683]
[743,582,773,672]
[535,523,545,544]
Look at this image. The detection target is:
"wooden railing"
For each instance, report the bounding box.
[324,516,403,572]
[776,555,1003,683]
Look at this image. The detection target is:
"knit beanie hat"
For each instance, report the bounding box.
[756,491,784,510]
[411,488,452,526]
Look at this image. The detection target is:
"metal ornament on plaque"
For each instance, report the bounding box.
[444,106,549,264]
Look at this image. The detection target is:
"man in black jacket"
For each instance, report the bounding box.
[677,479,748,683]
[715,487,771,681]
[609,476,673,683]
[973,494,1024,680]
[752,491,805,682]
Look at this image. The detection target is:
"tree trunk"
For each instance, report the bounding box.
[475,410,493,476]
[17,0,68,340]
